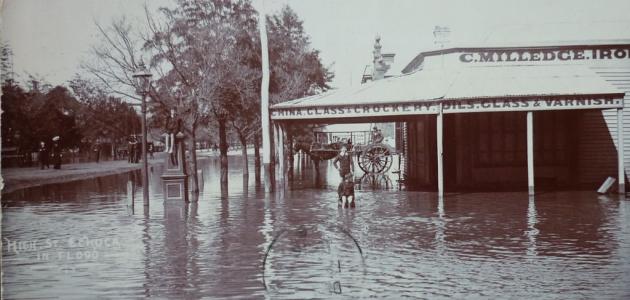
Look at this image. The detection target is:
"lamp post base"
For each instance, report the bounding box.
[161,141,188,202]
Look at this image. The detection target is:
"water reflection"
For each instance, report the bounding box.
[2,156,630,298]
[358,173,394,190]
[526,195,538,256]
[436,196,446,255]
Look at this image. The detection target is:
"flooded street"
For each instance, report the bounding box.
[3,156,630,299]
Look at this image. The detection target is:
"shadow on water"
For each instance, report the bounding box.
[2,155,630,299]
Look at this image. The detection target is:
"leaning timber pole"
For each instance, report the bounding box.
[259,0,272,192]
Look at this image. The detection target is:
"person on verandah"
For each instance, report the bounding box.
[371,126,384,144]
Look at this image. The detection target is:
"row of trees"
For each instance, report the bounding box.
[1,79,142,159]
[1,43,141,163]
[85,0,332,193]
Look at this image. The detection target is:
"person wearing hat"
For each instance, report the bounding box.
[127,136,134,163]
[130,135,139,163]
[134,135,141,163]
[51,136,62,169]
[371,126,384,144]
[38,141,50,169]
[93,141,101,163]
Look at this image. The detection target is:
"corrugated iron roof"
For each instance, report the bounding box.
[272,65,624,109]
[445,65,623,100]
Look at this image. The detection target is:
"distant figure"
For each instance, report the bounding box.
[165,109,177,155]
[127,137,134,163]
[212,143,218,154]
[38,141,49,169]
[51,136,62,169]
[93,142,101,163]
[164,108,183,166]
[148,142,154,159]
[128,136,138,163]
[135,137,142,163]
[371,126,384,144]
[171,119,183,166]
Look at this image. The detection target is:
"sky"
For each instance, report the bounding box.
[2,0,630,90]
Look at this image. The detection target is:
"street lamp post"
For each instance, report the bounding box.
[133,62,153,207]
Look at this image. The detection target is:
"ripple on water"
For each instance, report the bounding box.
[3,159,630,298]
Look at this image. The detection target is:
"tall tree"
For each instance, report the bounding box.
[267,6,332,103]
[264,6,333,178]
[83,17,145,101]
[1,42,15,84]
[147,0,260,187]
[34,86,83,149]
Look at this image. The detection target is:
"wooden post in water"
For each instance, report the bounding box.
[437,104,444,197]
[277,123,285,188]
[618,108,625,194]
[272,122,279,189]
[127,180,134,213]
[527,111,535,196]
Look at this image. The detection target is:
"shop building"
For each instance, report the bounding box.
[270,39,630,195]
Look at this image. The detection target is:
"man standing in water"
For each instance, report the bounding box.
[333,145,354,179]
[334,145,356,208]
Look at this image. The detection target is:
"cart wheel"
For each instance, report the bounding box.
[358,144,391,174]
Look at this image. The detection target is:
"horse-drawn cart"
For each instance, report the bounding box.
[297,130,396,175]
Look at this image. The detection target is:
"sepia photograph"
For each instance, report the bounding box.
[2,0,630,298]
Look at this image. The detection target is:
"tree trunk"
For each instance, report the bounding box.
[218,117,228,185]
[239,132,248,176]
[111,135,116,160]
[254,133,261,184]
[190,124,200,196]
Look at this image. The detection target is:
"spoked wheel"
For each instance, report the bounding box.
[358,144,393,174]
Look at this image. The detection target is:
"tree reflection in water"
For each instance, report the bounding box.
[2,156,630,298]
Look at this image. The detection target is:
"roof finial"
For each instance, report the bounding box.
[373,34,382,63]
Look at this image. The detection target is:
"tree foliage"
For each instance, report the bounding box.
[76,1,332,180]
[1,72,140,157]
[267,6,333,104]
[2,83,82,150]
[69,76,141,144]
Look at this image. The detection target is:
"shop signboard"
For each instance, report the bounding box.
[459,47,630,64]
[271,97,623,120]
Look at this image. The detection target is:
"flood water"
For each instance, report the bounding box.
[2,155,630,299]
